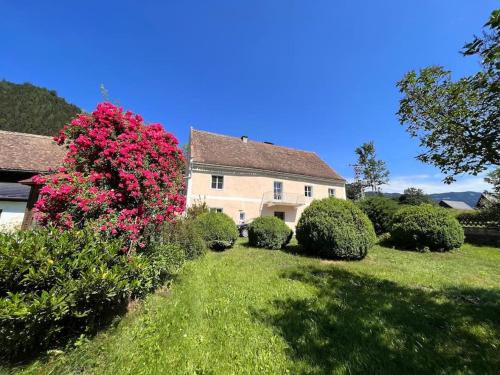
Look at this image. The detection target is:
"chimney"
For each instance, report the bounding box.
[241,135,248,143]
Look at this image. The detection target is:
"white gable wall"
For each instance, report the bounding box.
[0,200,26,232]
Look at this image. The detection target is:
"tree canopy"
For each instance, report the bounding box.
[397,10,499,183]
[398,187,434,206]
[0,80,81,136]
[353,141,390,193]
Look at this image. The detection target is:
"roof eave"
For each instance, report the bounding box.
[192,161,346,184]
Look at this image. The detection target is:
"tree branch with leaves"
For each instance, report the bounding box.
[397,9,499,183]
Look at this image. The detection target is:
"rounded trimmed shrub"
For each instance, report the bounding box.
[248,216,293,249]
[296,198,376,260]
[357,196,399,234]
[390,204,464,251]
[194,212,238,250]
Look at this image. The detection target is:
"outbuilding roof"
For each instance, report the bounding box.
[190,129,345,182]
[0,130,65,173]
[0,182,31,201]
[439,200,474,210]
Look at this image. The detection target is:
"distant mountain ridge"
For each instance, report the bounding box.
[377,191,482,207]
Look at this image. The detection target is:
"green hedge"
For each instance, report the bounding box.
[357,196,399,234]
[160,218,207,260]
[194,212,238,250]
[390,204,464,251]
[0,225,187,359]
[296,198,376,260]
[248,216,293,249]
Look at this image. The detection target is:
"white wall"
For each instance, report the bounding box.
[189,167,346,229]
[0,201,26,232]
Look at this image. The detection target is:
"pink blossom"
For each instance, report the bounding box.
[33,102,186,250]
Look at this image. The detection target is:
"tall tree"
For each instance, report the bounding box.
[398,187,434,206]
[484,168,500,196]
[0,80,80,136]
[397,10,499,183]
[353,141,390,193]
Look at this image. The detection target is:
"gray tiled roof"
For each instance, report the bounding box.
[439,200,473,210]
[0,182,30,200]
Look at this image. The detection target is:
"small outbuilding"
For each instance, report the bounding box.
[438,199,474,210]
[0,130,65,231]
[476,192,499,208]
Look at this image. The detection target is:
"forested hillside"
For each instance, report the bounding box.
[0,80,81,136]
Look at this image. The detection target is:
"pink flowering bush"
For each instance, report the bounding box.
[33,102,186,249]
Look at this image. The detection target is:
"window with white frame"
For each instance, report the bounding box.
[273,181,283,200]
[209,207,223,213]
[211,175,224,189]
[304,185,313,197]
[239,211,246,222]
[328,188,336,197]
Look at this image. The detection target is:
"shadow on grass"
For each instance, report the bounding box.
[1,300,129,368]
[253,266,500,374]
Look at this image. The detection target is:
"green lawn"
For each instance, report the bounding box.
[5,240,500,374]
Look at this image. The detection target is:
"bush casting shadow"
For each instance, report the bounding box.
[253,266,500,374]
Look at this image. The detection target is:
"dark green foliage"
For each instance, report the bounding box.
[194,212,238,250]
[160,219,207,259]
[135,243,186,296]
[390,204,464,251]
[0,227,136,358]
[346,182,364,200]
[0,80,80,136]
[456,205,500,223]
[248,216,293,249]
[296,198,376,260]
[482,202,500,222]
[0,225,186,359]
[455,210,481,222]
[399,187,434,206]
[357,196,399,234]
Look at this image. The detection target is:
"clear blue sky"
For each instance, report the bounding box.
[1,0,496,192]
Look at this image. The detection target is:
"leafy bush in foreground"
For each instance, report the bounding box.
[194,212,238,250]
[390,204,464,251]
[0,225,186,359]
[0,227,134,358]
[248,216,293,249]
[357,196,399,234]
[296,198,376,260]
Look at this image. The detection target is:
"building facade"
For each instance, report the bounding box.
[186,129,346,229]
